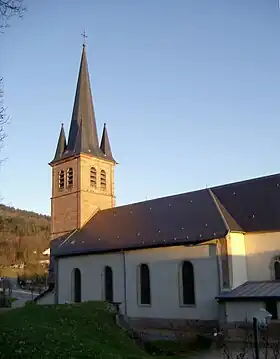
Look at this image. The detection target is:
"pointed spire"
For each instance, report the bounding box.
[100,123,115,162]
[67,44,101,157]
[73,116,93,155]
[52,123,66,162]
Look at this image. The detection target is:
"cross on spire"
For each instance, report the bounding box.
[81,30,88,46]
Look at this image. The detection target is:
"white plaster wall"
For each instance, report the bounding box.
[36,291,55,305]
[228,233,248,289]
[57,243,220,321]
[125,244,219,320]
[244,232,280,281]
[225,301,264,323]
[57,252,125,312]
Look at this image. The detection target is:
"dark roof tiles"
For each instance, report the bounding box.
[52,124,66,163]
[217,281,280,301]
[212,173,280,232]
[54,189,229,257]
[53,173,280,258]
[50,45,115,165]
[100,123,115,162]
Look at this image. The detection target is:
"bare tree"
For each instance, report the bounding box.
[0,78,7,152]
[0,1,26,154]
[0,0,26,30]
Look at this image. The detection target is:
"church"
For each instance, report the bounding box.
[36,42,280,332]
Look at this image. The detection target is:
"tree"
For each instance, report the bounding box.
[0,78,5,153]
[0,1,26,153]
[0,0,26,31]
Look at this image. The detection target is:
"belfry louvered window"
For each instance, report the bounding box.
[100,170,106,190]
[67,168,73,187]
[90,167,97,188]
[58,170,65,190]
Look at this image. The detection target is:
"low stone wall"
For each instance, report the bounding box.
[128,317,218,331]
[127,317,218,341]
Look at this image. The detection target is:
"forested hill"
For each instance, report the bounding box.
[0,204,50,274]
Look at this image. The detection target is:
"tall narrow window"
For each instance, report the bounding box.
[100,170,106,190]
[275,260,280,280]
[139,264,151,305]
[104,266,114,302]
[90,167,97,188]
[181,261,195,305]
[218,238,230,289]
[67,168,73,187]
[72,268,81,303]
[59,170,65,190]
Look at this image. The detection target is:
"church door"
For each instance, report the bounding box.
[104,266,114,302]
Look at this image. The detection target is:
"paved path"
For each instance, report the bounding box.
[11,289,39,308]
[12,289,39,300]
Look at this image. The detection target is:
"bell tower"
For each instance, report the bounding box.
[49,43,116,240]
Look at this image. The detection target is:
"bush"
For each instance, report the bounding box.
[0,294,12,308]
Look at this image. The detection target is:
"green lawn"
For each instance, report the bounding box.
[0,301,190,359]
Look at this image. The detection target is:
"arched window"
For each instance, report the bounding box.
[90,167,97,188]
[72,268,81,303]
[67,168,73,187]
[104,266,114,302]
[58,170,65,190]
[139,264,151,305]
[274,257,280,280]
[100,170,106,190]
[181,261,195,305]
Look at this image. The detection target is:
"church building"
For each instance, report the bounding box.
[36,42,280,332]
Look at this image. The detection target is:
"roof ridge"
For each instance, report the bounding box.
[208,188,244,232]
[208,188,230,233]
[211,172,280,190]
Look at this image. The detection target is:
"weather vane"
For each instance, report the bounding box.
[81,30,88,46]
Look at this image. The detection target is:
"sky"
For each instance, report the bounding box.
[0,0,280,215]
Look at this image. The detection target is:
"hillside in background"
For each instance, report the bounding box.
[0,204,50,277]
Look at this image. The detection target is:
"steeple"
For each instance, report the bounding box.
[100,123,115,162]
[52,123,66,162]
[67,44,101,157]
[49,37,117,243]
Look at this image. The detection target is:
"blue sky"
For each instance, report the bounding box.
[0,0,280,215]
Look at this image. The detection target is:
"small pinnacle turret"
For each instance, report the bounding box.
[100,123,115,162]
[52,123,66,162]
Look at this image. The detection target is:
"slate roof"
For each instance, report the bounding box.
[212,173,280,232]
[54,189,228,257]
[50,45,115,165]
[100,123,115,162]
[52,124,66,162]
[53,173,280,258]
[217,281,280,301]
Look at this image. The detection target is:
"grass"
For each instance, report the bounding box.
[0,301,189,359]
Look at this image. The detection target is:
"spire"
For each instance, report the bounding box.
[73,116,91,155]
[67,44,101,157]
[100,123,115,162]
[52,123,66,162]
